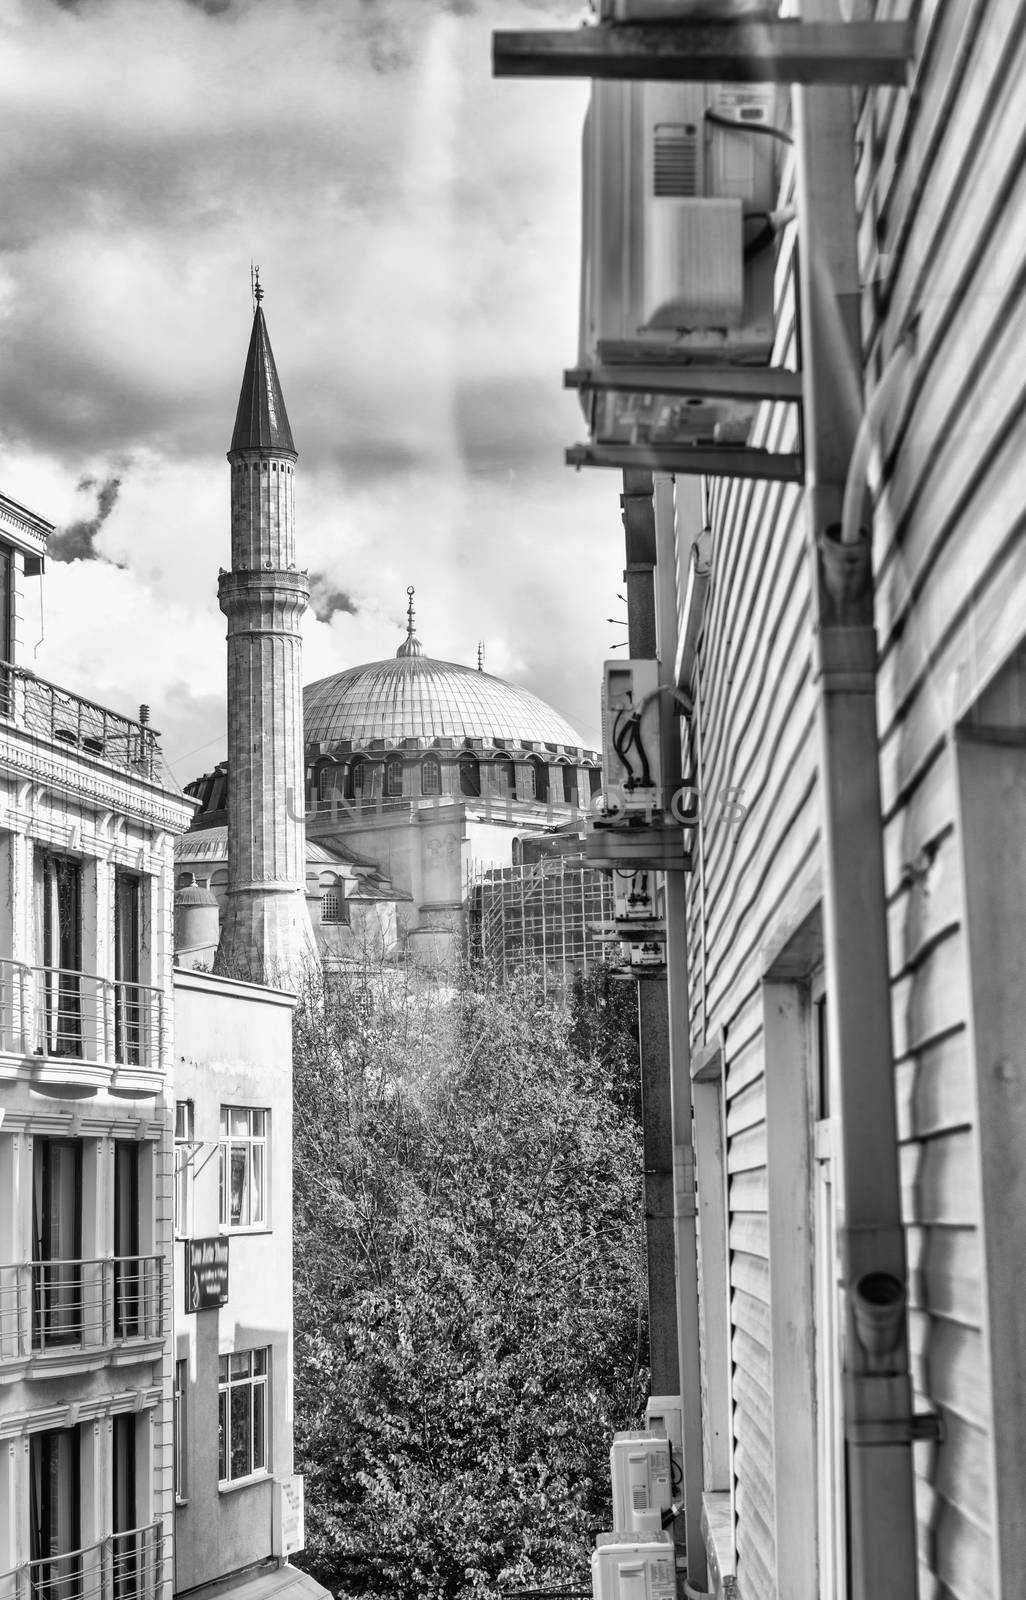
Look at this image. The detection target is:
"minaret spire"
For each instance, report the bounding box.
[217,292,314,979]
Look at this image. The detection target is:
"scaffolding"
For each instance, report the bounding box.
[467,853,615,989]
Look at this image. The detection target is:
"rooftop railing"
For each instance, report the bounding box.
[0,960,164,1071]
[0,664,163,782]
[0,1522,162,1600]
[0,1255,164,1363]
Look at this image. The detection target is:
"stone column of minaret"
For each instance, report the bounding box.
[217,285,316,981]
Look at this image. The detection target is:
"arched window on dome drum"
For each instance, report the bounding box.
[458,754,481,797]
[562,766,578,804]
[347,758,365,800]
[317,765,335,808]
[385,757,404,798]
[422,756,441,797]
[530,759,548,803]
[495,756,516,794]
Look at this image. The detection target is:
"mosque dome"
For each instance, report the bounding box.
[304,591,592,756]
[305,657,588,753]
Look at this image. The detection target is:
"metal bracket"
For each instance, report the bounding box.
[567,442,803,482]
[849,1412,945,1448]
[493,21,914,87]
[565,364,804,405]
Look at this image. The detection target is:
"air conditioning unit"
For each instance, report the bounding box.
[610,1431,673,1534]
[600,660,663,816]
[613,870,658,922]
[578,77,785,450]
[645,1396,684,1479]
[592,1533,677,1600]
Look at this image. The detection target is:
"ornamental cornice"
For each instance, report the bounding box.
[0,735,193,833]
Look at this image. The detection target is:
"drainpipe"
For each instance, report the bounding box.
[794,4,921,1595]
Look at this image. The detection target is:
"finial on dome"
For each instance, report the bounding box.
[396,584,423,658]
[252,263,264,308]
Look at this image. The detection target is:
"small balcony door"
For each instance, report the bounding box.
[32,1139,83,1350]
[112,1415,139,1600]
[114,872,142,1065]
[113,1142,141,1340]
[30,1427,81,1600]
[37,855,82,1057]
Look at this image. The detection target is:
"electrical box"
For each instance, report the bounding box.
[600,660,663,816]
[592,1533,677,1600]
[610,1431,673,1534]
[578,76,786,451]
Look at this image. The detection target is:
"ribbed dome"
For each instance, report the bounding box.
[304,656,588,752]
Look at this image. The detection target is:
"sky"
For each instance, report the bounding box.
[0,0,627,785]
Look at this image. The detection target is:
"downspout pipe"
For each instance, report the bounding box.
[794,8,922,1594]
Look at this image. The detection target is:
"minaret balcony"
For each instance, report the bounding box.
[0,960,166,1094]
[0,663,166,783]
[0,1255,166,1378]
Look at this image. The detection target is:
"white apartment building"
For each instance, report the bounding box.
[0,490,193,1600]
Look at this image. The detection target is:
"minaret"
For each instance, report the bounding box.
[217,277,314,980]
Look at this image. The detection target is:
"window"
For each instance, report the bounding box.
[32,1138,83,1349]
[320,889,347,926]
[113,870,142,1065]
[174,1358,188,1502]
[174,1101,194,1238]
[218,1349,269,1485]
[531,760,548,803]
[347,758,365,799]
[495,756,516,794]
[35,854,83,1057]
[562,766,578,804]
[317,765,334,806]
[30,1427,82,1600]
[421,756,441,797]
[458,754,480,797]
[113,1142,141,1340]
[219,1108,268,1229]
[385,756,404,798]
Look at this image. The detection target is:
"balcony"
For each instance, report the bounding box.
[0,1523,163,1600]
[0,664,166,783]
[0,1255,165,1371]
[0,961,165,1090]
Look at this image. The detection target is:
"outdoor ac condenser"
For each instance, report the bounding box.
[645,1395,684,1481]
[578,75,785,451]
[592,1532,677,1600]
[610,1430,674,1534]
[600,660,663,817]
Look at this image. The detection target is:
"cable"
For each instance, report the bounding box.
[705,107,793,147]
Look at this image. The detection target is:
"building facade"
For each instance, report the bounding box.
[171,969,311,1600]
[0,490,193,1600]
[495,3,1026,1598]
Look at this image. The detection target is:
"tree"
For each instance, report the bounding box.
[291,956,646,1600]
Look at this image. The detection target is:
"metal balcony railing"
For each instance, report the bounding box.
[0,961,164,1070]
[0,664,162,781]
[0,1255,164,1362]
[0,1522,162,1600]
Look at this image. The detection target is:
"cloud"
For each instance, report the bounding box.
[48,473,124,563]
[308,577,359,625]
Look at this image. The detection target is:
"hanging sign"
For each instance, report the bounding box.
[186,1237,229,1312]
